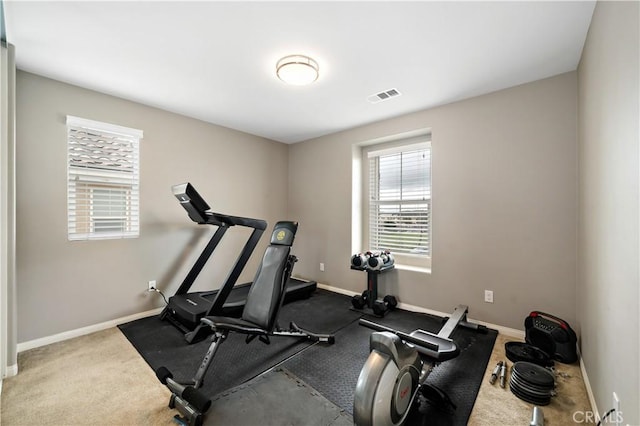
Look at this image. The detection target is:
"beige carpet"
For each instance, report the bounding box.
[1,328,592,425]
[1,328,173,425]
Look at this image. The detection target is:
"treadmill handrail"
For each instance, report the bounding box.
[204,212,267,230]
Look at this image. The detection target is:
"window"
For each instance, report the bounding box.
[365,137,431,268]
[66,116,142,241]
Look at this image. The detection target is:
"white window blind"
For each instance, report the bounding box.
[66,116,142,241]
[368,141,431,257]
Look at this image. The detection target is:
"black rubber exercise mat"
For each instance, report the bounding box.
[281,307,498,426]
[277,288,362,334]
[118,289,361,399]
[203,367,352,426]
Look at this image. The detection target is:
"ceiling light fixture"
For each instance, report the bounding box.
[276,54,319,86]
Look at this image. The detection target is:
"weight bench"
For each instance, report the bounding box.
[156,221,335,426]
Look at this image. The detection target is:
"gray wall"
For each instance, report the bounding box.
[577,1,639,424]
[15,71,289,342]
[289,72,578,331]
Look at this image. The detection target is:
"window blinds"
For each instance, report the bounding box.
[368,142,431,256]
[66,116,142,241]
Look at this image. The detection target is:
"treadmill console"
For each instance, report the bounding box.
[173,183,210,223]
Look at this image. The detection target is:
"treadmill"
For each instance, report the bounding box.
[163,277,316,331]
[159,183,316,343]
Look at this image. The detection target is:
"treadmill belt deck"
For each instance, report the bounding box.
[166,278,316,329]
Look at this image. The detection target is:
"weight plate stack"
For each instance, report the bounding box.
[509,361,555,406]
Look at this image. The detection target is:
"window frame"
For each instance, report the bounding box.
[66,116,142,241]
[362,135,432,271]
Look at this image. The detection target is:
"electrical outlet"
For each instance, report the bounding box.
[612,392,621,426]
[320,263,325,272]
[484,290,494,303]
[148,280,157,292]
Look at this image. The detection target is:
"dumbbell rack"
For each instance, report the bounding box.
[350,263,396,316]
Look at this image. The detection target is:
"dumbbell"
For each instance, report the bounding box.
[372,295,398,316]
[367,251,394,270]
[351,290,371,309]
[351,253,370,269]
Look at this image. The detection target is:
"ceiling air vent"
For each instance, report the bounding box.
[367,88,401,104]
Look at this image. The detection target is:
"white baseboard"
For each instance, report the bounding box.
[0,369,17,396]
[5,363,18,377]
[316,283,525,339]
[579,349,598,419]
[16,307,164,353]
[1,362,19,392]
[317,282,359,297]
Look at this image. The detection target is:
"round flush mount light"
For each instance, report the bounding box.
[276,54,319,86]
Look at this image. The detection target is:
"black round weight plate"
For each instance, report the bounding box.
[509,379,551,406]
[510,373,555,395]
[512,362,555,388]
[505,342,554,367]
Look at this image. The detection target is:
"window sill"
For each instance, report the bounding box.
[395,264,431,274]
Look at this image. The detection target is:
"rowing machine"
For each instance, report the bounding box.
[353,305,487,426]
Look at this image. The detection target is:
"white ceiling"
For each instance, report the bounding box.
[4,1,595,144]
